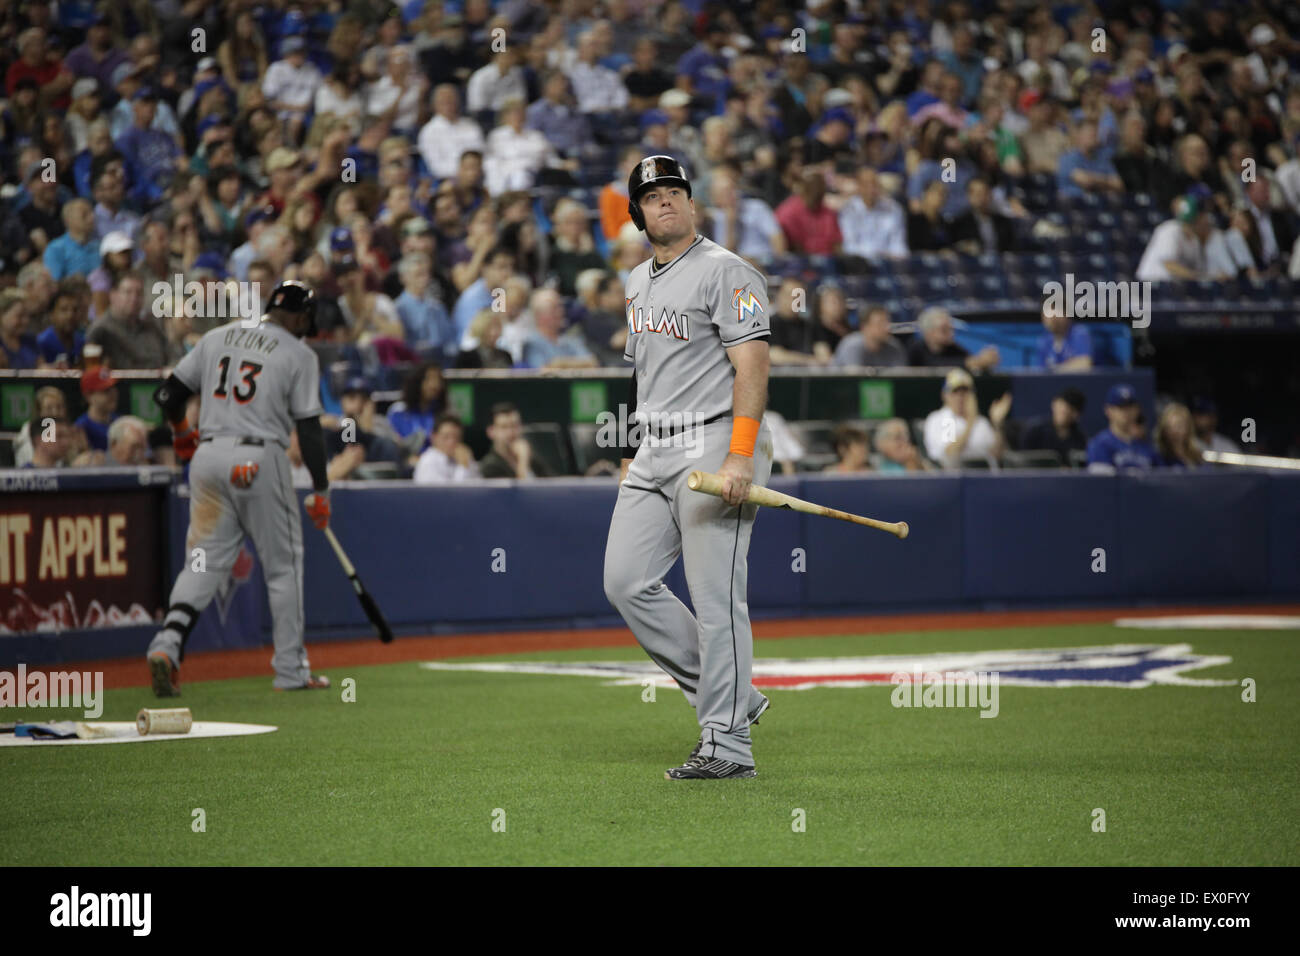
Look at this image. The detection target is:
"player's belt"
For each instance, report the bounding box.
[200,436,266,446]
[644,411,728,440]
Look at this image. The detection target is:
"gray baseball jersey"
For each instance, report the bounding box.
[148,318,322,689]
[623,235,771,424]
[173,320,323,446]
[606,233,775,771]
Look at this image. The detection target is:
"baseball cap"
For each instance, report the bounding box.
[133,85,158,102]
[81,367,118,396]
[196,113,232,139]
[639,109,669,132]
[1105,384,1138,407]
[1134,67,1155,84]
[823,88,854,108]
[111,62,143,88]
[1056,387,1086,413]
[333,254,359,275]
[245,204,277,228]
[195,56,218,74]
[1017,89,1044,112]
[402,217,432,237]
[1106,78,1134,99]
[72,77,99,100]
[658,89,691,109]
[191,251,229,279]
[330,226,355,251]
[819,107,855,129]
[943,368,975,392]
[193,78,226,103]
[341,375,372,395]
[281,35,306,54]
[1250,24,1277,47]
[99,231,134,255]
[266,147,301,173]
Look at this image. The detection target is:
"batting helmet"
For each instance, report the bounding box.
[266,279,317,337]
[627,155,691,231]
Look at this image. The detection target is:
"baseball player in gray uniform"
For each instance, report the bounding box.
[604,156,775,780]
[147,280,333,694]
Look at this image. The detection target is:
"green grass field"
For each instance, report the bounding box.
[4,622,1296,866]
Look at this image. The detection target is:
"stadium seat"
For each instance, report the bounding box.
[568,423,621,473]
[1003,449,1064,469]
[522,423,576,475]
[786,420,837,455]
[866,275,899,298]
[1067,449,1089,469]
[352,461,401,480]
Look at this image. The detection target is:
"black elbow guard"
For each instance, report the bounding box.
[153,374,194,424]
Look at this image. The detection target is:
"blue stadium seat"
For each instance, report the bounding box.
[917,252,947,272]
[973,274,1008,298]
[866,275,899,297]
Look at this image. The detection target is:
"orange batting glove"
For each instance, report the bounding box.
[304,491,331,530]
[173,418,199,462]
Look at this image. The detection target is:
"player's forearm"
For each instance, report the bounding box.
[295,416,330,491]
[728,340,769,422]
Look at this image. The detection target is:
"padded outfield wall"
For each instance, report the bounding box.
[3,469,1297,665]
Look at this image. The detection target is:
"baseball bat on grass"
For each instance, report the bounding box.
[687,471,910,539]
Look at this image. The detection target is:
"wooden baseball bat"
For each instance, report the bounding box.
[687,471,910,539]
[322,527,395,643]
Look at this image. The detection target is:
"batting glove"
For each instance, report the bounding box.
[173,419,199,462]
[304,491,331,530]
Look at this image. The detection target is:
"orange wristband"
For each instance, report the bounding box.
[729,416,760,458]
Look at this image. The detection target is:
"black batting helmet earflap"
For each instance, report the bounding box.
[266,279,317,337]
[627,155,692,231]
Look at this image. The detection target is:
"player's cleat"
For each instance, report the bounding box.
[275,675,332,691]
[689,695,770,759]
[148,652,180,698]
[665,754,756,780]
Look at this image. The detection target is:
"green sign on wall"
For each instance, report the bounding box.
[130,383,163,426]
[446,382,474,424]
[570,381,608,423]
[1,382,35,429]
[859,380,894,419]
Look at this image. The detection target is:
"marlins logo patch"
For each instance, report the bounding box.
[732,286,764,324]
[422,644,1235,689]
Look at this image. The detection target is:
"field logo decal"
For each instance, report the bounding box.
[421,643,1235,690]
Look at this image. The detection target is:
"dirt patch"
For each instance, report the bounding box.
[9,603,1297,692]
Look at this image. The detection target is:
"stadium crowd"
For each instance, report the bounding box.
[0,0,1294,476]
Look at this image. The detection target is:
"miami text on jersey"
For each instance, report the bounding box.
[626,301,690,341]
